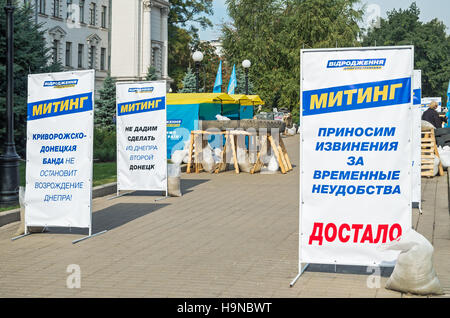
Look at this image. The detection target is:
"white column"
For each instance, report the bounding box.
[161,7,169,79]
[142,0,152,77]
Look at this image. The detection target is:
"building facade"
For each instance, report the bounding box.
[30,0,111,93]
[110,0,171,87]
[28,0,170,92]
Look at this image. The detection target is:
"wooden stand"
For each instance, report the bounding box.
[186,130,293,174]
[421,128,444,177]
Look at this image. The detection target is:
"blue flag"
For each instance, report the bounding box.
[447,80,450,108]
[227,64,237,95]
[213,60,222,93]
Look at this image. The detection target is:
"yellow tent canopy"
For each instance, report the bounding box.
[247,95,265,105]
[227,94,251,105]
[166,93,235,105]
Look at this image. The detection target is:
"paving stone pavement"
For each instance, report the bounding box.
[0,134,449,298]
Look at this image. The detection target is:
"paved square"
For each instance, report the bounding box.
[0,135,449,297]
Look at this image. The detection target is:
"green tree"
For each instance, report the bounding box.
[235,66,254,95]
[179,67,198,93]
[362,2,450,102]
[95,75,116,129]
[192,40,221,92]
[168,0,214,92]
[145,66,158,81]
[0,0,62,156]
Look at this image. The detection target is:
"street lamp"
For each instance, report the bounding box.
[192,51,203,93]
[0,0,20,205]
[242,59,251,95]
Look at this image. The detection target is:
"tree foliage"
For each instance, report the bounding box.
[0,0,61,156]
[168,0,214,92]
[221,0,363,112]
[179,67,197,93]
[145,66,158,81]
[362,2,450,102]
[95,75,116,130]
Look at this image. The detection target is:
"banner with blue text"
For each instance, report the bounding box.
[116,81,167,192]
[412,70,422,206]
[300,47,413,266]
[25,70,95,229]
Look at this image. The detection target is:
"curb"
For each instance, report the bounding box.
[0,182,118,228]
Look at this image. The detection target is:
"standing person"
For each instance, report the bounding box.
[422,101,443,128]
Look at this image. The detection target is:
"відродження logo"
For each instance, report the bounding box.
[43,79,79,88]
[327,58,386,71]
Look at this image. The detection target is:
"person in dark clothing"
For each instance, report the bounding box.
[422,101,443,128]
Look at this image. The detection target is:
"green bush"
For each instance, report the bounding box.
[94,128,116,162]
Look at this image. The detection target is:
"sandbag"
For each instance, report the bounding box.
[171,149,188,165]
[201,144,216,173]
[438,146,450,168]
[261,154,279,174]
[433,156,440,176]
[383,229,444,295]
[167,163,182,197]
[421,120,435,129]
[212,147,222,164]
[236,136,252,172]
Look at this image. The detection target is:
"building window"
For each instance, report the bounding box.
[65,42,72,67]
[78,44,84,68]
[53,0,60,18]
[152,47,162,77]
[39,0,46,14]
[101,5,107,28]
[89,45,96,69]
[100,47,106,70]
[89,2,96,26]
[52,40,59,64]
[66,0,72,19]
[79,0,85,23]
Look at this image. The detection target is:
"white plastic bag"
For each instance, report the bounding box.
[171,149,188,165]
[167,163,182,197]
[236,136,252,172]
[437,146,450,168]
[433,156,440,176]
[383,229,444,295]
[201,144,216,173]
[212,147,222,164]
[215,114,230,121]
[421,120,435,129]
[267,154,279,171]
[261,154,279,174]
[182,140,192,164]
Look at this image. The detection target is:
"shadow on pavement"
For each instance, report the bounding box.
[117,179,210,197]
[306,264,394,277]
[42,203,169,235]
[181,179,209,194]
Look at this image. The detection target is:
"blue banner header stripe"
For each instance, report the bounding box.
[117,96,166,116]
[302,77,411,116]
[27,92,93,121]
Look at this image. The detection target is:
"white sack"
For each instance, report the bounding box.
[383,229,444,295]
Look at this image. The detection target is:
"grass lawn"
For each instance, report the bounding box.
[0,161,116,213]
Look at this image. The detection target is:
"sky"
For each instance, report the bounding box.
[196,0,450,41]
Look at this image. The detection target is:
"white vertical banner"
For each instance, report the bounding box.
[412,70,422,207]
[116,81,167,192]
[299,46,413,267]
[25,70,95,229]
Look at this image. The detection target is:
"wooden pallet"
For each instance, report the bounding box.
[186,130,292,174]
[421,128,444,177]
